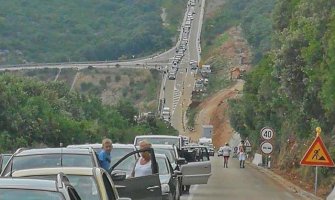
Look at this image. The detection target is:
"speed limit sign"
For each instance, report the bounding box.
[260,127,275,140]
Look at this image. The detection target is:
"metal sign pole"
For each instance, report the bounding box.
[315,166,318,195]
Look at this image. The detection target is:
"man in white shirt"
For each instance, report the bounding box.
[221,143,232,168]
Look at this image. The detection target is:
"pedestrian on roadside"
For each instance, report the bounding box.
[98,138,113,171]
[238,140,246,168]
[221,143,232,168]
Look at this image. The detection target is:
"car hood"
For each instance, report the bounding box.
[159,175,170,184]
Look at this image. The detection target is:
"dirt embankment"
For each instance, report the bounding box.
[186,27,251,148]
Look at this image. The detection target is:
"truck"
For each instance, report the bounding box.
[202,125,213,138]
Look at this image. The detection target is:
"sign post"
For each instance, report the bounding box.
[300,127,335,196]
[260,127,275,168]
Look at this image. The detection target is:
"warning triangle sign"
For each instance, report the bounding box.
[300,136,335,167]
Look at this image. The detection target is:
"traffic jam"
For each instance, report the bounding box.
[0,135,213,200]
[168,0,196,81]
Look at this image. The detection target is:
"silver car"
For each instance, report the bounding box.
[0,175,80,200]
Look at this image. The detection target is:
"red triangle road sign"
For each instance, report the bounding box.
[300,136,335,167]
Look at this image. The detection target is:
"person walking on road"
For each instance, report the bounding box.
[221,143,232,168]
[98,138,113,171]
[238,140,246,168]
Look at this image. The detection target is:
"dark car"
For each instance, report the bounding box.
[156,154,181,200]
[1,148,100,177]
[0,174,81,200]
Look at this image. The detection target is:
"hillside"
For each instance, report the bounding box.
[8,68,162,112]
[227,0,335,196]
[0,73,177,153]
[0,0,187,65]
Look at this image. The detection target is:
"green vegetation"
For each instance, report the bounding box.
[202,0,275,62]
[228,0,335,189]
[0,0,186,65]
[0,74,177,153]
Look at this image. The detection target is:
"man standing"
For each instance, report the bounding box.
[238,140,246,168]
[221,143,232,168]
[98,138,113,171]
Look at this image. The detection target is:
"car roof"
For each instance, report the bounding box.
[135,135,180,139]
[16,148,93,156]
[12,167,99,177]
[155,154,168,160]
[0,178,59,191]
[67,143,135,149]
[152,144,175,149]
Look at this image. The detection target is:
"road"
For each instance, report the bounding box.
[181,156,304,200]
[162,0,205,133]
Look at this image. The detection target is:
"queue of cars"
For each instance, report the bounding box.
[168,0,197,80]
[0,135,211,200]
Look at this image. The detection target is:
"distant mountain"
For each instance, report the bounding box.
[0,0,186,64]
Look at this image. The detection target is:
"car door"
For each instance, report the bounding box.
[180,147,211,185]
[109,148,162,200]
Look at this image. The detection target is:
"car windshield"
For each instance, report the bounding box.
[0,189,64,200]
[25,175,100,200]
[12,154,93,171]
[154,148,176,163]
[157,157,169,175]
[135,138,179,147]
[110,147,135,166]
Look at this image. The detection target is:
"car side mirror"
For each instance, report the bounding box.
[176,158,186,165]
[111,171,126,181]
[173,170,182,177]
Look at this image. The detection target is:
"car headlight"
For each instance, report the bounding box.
[161,184,170,194]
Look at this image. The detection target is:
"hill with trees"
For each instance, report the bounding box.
[0,74,177,153]
[0,0,187,65]
[227,0,335,193]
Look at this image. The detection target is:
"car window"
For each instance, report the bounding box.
[110,148,135,167]
[1,155,11,170]
[157,157,169,175]
[135,138,180,147]
[67,175,100,200]
[12,154,93,171]
[113,154,136,177]
[20,175,100,200]
[0,189,64,200]
[102,173,116,200]
[154,149,176,163]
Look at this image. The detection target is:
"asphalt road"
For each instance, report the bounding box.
[163,0,205,133]
[181,156,304,200]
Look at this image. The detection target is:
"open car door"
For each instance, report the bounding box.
[180,147,211,185]
[109,148,162,200]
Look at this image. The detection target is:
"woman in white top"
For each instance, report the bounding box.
[221,143,232,168]
[134,140,153,177]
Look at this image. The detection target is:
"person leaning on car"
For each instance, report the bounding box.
[132,140,153,177]
[98,138,113,171]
